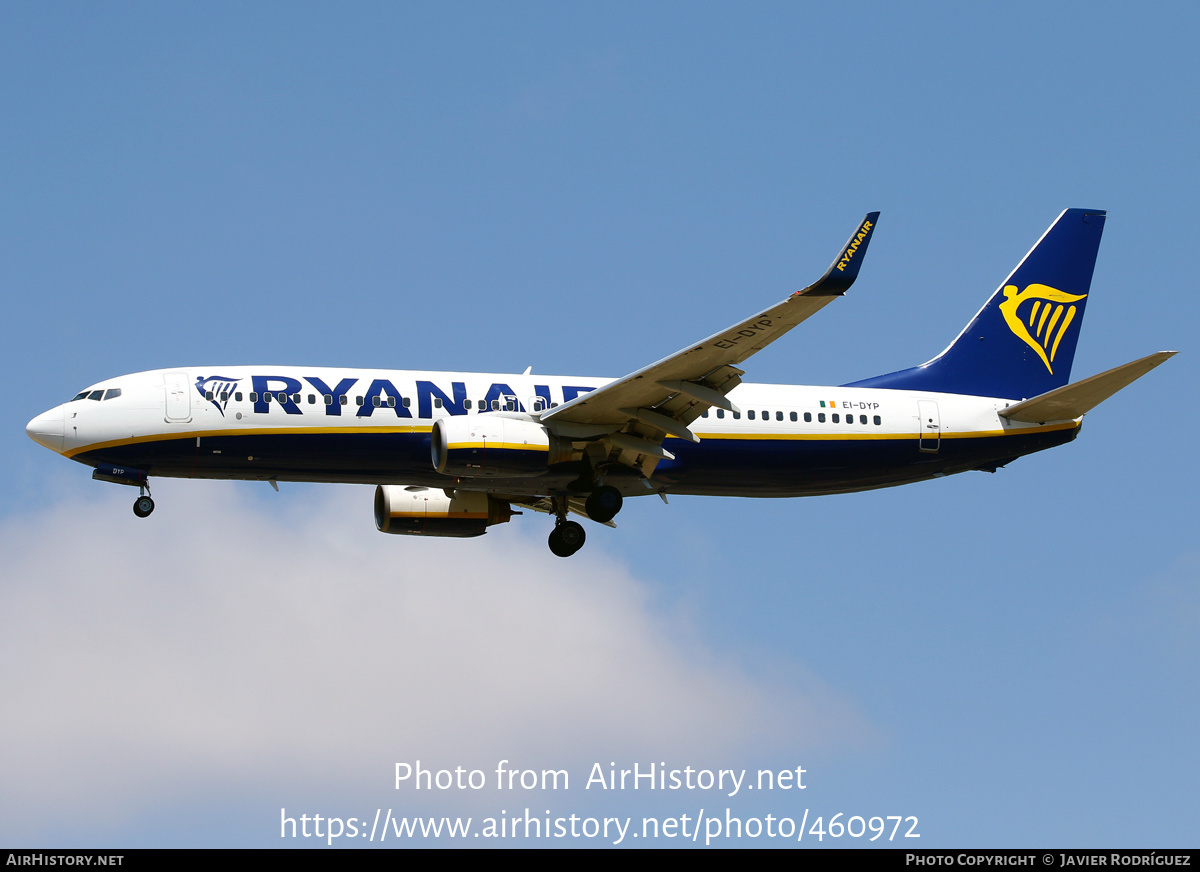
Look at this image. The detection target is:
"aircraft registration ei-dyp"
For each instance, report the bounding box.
[26,209,1175,556]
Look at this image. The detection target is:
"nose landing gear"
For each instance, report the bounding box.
[132,482,155,518]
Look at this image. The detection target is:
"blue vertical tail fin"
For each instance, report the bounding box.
[846,208,1107,399]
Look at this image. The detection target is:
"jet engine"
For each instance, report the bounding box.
[431,416,570,478]
[374,485,514,537]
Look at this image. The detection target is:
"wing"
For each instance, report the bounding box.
[539,212,880,476]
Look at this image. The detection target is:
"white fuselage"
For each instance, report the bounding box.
[27,366,1079,499]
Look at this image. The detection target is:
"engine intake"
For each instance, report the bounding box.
[374,485,513,538]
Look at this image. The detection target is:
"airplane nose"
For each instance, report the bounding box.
[26,406,65,453]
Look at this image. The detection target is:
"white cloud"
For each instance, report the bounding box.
[0,481,870,840]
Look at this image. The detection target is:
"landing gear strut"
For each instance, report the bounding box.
[547,494,586,557]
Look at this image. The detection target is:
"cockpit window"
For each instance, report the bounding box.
[73,387,122,401]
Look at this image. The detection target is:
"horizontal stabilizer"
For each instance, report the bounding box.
[999,351,1176,423]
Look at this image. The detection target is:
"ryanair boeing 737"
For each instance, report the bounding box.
[25,209,1174,556]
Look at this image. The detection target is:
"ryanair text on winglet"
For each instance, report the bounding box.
[836,219,873,272]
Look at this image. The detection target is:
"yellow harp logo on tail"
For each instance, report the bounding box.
[998,283,1087,374]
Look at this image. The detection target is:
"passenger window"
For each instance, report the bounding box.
[860,414,867,425]
[324,395,333,405]
[105,388,122,401]
[789,411,797,422]
[277,392,287,402]
[464,399,473,410]
[373,396,381,407]
[716,409,725,419]
[205,391,214,401]
[874,415,881,425]
[818,413,825,423]
[402,397,411,408]
[235,392,243,402]
[748,410,756,420]
[434,398,443,408]
[776,411,783,421]
[340,395,348,405]
[219,391,228,402]
[387,396,396,408]
[356,396,364,406]
[702,410,709,418]
[249,392,259,403]
[732,411,741,419]
[291,393,300,404]
[491,400,500,410]
[550,402,559,408]
[761,411,768,420]
[308,394,316,404]
[803,412,811,422]
[832,413,840,423]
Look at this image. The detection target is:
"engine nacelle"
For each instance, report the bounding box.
[374,485,513,538]
[431,416,569,478]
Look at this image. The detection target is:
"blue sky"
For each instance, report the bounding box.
[2,2,1196,847]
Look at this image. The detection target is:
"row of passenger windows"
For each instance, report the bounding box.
[205,390,883,424]
[71,388,122,402]
[701,408,883,426]
[69,385,881,426]
[207,391,557,413]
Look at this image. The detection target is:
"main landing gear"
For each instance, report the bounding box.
[584,486,622,523]
[546,486,625,557]
[548,492,587,558]
[548,519,586,558]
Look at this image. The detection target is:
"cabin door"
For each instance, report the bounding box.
[918,400,940,453]
[164,372,192,423]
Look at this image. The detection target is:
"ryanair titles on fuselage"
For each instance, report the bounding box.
[195,373,599,419]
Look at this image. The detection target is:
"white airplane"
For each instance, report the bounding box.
[26,209,1174,556]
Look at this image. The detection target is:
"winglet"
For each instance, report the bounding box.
[797,211,880,297]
